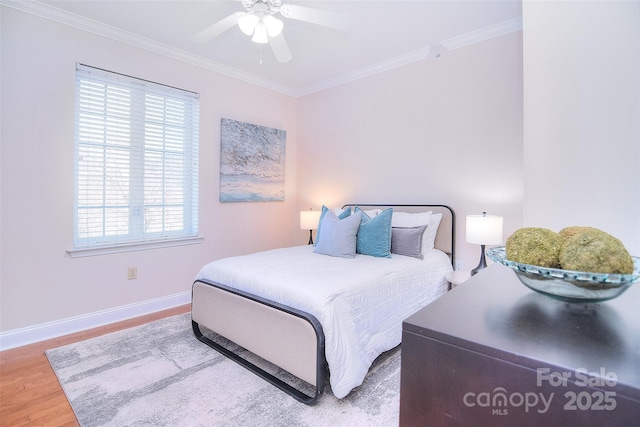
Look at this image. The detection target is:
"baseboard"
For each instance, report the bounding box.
[0,291,191,351]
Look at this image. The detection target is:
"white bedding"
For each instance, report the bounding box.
[195,244,452,398]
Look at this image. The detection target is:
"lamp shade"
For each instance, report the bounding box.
[251,21,269,43]
[238,12,259,35]
[466,213,503,245]
[263,15,283,37]
[300,210,321,230]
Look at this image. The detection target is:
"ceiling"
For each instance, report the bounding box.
[12,1,523,96]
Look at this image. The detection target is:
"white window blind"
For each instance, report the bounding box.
[73,64,199,251]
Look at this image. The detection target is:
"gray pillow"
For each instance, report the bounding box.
[314,210,362,258]
[391,225,428,260]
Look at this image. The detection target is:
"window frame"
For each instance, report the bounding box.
[69,64,201,257]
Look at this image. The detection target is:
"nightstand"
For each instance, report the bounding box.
[445,270,471,288]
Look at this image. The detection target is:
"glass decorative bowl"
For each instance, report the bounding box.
[486,246,640,303]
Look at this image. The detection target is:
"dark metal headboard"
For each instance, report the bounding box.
[341,204,456,265]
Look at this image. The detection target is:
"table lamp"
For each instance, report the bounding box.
[300,209,321,245]
[466,212,503,276]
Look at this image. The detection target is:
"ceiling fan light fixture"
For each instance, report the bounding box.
[252,21,269,44]
[195,0,349,61]
[238,12,259,35]
[263,15,283,37]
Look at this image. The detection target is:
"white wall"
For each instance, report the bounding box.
[523,0,640,254]
[297,32,524,268]
[0,8,299,333]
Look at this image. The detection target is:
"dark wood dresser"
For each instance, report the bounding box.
[400,264,640,426]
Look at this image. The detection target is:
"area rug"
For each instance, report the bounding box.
[46,313,401,427]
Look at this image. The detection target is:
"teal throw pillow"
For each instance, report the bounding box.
[355,207,393,258]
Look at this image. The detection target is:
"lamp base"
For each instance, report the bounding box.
[308,229,314,245]
[471,244,487,276]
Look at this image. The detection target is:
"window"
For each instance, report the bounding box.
[72,64,199,255]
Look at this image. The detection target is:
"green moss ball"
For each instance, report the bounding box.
[506,227,562,268]
[559,229,634,274]
[558,226,598,245]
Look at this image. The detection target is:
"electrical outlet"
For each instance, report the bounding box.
[128,267,137,280]
[454,261,464,271]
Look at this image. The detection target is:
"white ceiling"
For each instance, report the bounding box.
[11,1,523,96]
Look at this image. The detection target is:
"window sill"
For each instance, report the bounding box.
[67,236,204,258]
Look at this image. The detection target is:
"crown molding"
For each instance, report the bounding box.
[3,1,522,97]
[294,46,432,97]
[304,16,524,96]
[440,16,523,51]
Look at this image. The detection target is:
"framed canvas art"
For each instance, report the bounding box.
[219,118,286,202]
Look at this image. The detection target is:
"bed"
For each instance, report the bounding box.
[191,204,455,405]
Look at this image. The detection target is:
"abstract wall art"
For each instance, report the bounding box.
[219,118,286,202]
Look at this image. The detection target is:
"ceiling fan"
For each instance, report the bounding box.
[194,0,351,63]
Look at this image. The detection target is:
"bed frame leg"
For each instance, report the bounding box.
[192,321,325,405]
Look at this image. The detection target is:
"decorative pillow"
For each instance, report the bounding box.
[313,210,362,258]
[315,205,351,247]
[355,207,393,258]
[390,211,444,253]
[424,213,443,250]
[391,225,428,260]
[334,207,351,216]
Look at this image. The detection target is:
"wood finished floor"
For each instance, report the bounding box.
[0,304,191,426]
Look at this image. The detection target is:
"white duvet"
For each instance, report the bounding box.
[195,245,451,398]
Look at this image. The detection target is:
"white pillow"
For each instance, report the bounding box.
[392,211,432,228]
[425,213,442,250]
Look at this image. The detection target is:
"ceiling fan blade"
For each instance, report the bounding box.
[278,4,350,31]
[269,33,292,63]
[193,12,244,43]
